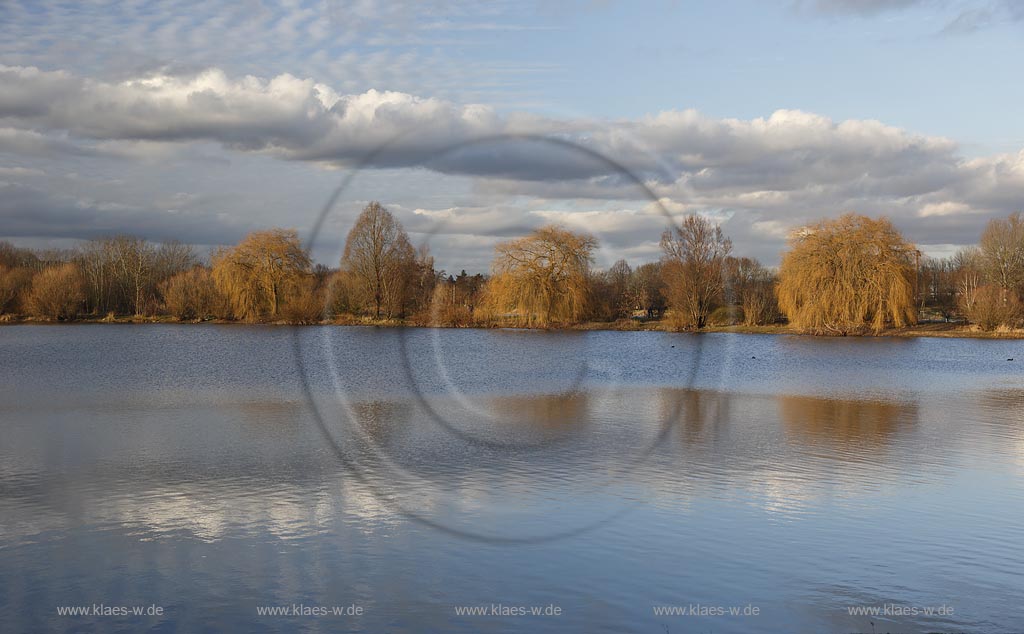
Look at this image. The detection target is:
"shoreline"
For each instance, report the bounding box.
[4,315,1024,340]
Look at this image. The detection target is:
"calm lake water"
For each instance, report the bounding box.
[1,325,1023,633]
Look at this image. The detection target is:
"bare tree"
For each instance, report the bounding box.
[212,229,312,321]
[0,241,38,269]
[919,256,958,320]
[394,244,437,319]
[73,237,192,316]
[953,247,983,321]
[153,241,196,282]
[111,236,156,316]
[725,256,778,326]
[586,270,616,322]
[979,212,1024,293]
[77,239,115,315]
[606,259,633,319]
[777,214,917,334]
[484,225,596,326]
[628,262,666,318]
[340,202,416,319]
[660,214,733,329]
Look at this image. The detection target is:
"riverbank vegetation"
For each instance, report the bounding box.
[3,204,1024,336]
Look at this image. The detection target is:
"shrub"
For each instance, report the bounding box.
[160,267,222,320]
[0,265,33,314]
[27,264,85,320]
[708,305,742,326]
[965,285,1022,331]
[280,278,325,324]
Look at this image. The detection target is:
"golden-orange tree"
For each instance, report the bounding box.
[27,263,85,320]
[160,266,223,321]
[777,214,917,334]
[484,225,596,327]
[212,229,311,321]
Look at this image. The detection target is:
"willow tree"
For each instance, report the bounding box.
[341,202,416,319]
[484,225,596,327]
[777,214,917,335]
[212,229,311,321]
[660,214,732,329]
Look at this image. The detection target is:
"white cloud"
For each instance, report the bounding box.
[2,64,1024,265]
[919,201,971,217]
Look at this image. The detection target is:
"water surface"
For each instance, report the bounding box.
[1,325,1022,633]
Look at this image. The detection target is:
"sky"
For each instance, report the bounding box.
[1,0,1023,272]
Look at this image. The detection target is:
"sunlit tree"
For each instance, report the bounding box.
[777,214,917,334]
[483,225,596,326]
[160,266,223,321]
[966,212,1024,329]
[340,202,416,319]
[281,275,328,324]
[965,284,1022,330]
[660,214,732,329]
[27,263,85,320]
[212,229,311,321]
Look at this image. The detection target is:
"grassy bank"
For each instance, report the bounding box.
[4,313,1024,340]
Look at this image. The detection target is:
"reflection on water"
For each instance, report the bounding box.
[488,391,588,435]
[1,325,1023,633]
[660,388,732,443]
[780,394,916,450]
[350,398,413,447]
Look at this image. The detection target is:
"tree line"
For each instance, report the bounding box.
[2,202,1023,334]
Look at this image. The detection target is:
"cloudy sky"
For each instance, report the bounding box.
[1,0,1023,271]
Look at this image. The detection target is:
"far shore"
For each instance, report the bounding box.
[4,314,1024,340]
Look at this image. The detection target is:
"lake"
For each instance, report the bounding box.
[1,324,1023,633]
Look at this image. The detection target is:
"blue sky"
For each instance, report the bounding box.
[551,2,1023,152]
[1,0,1023,270]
